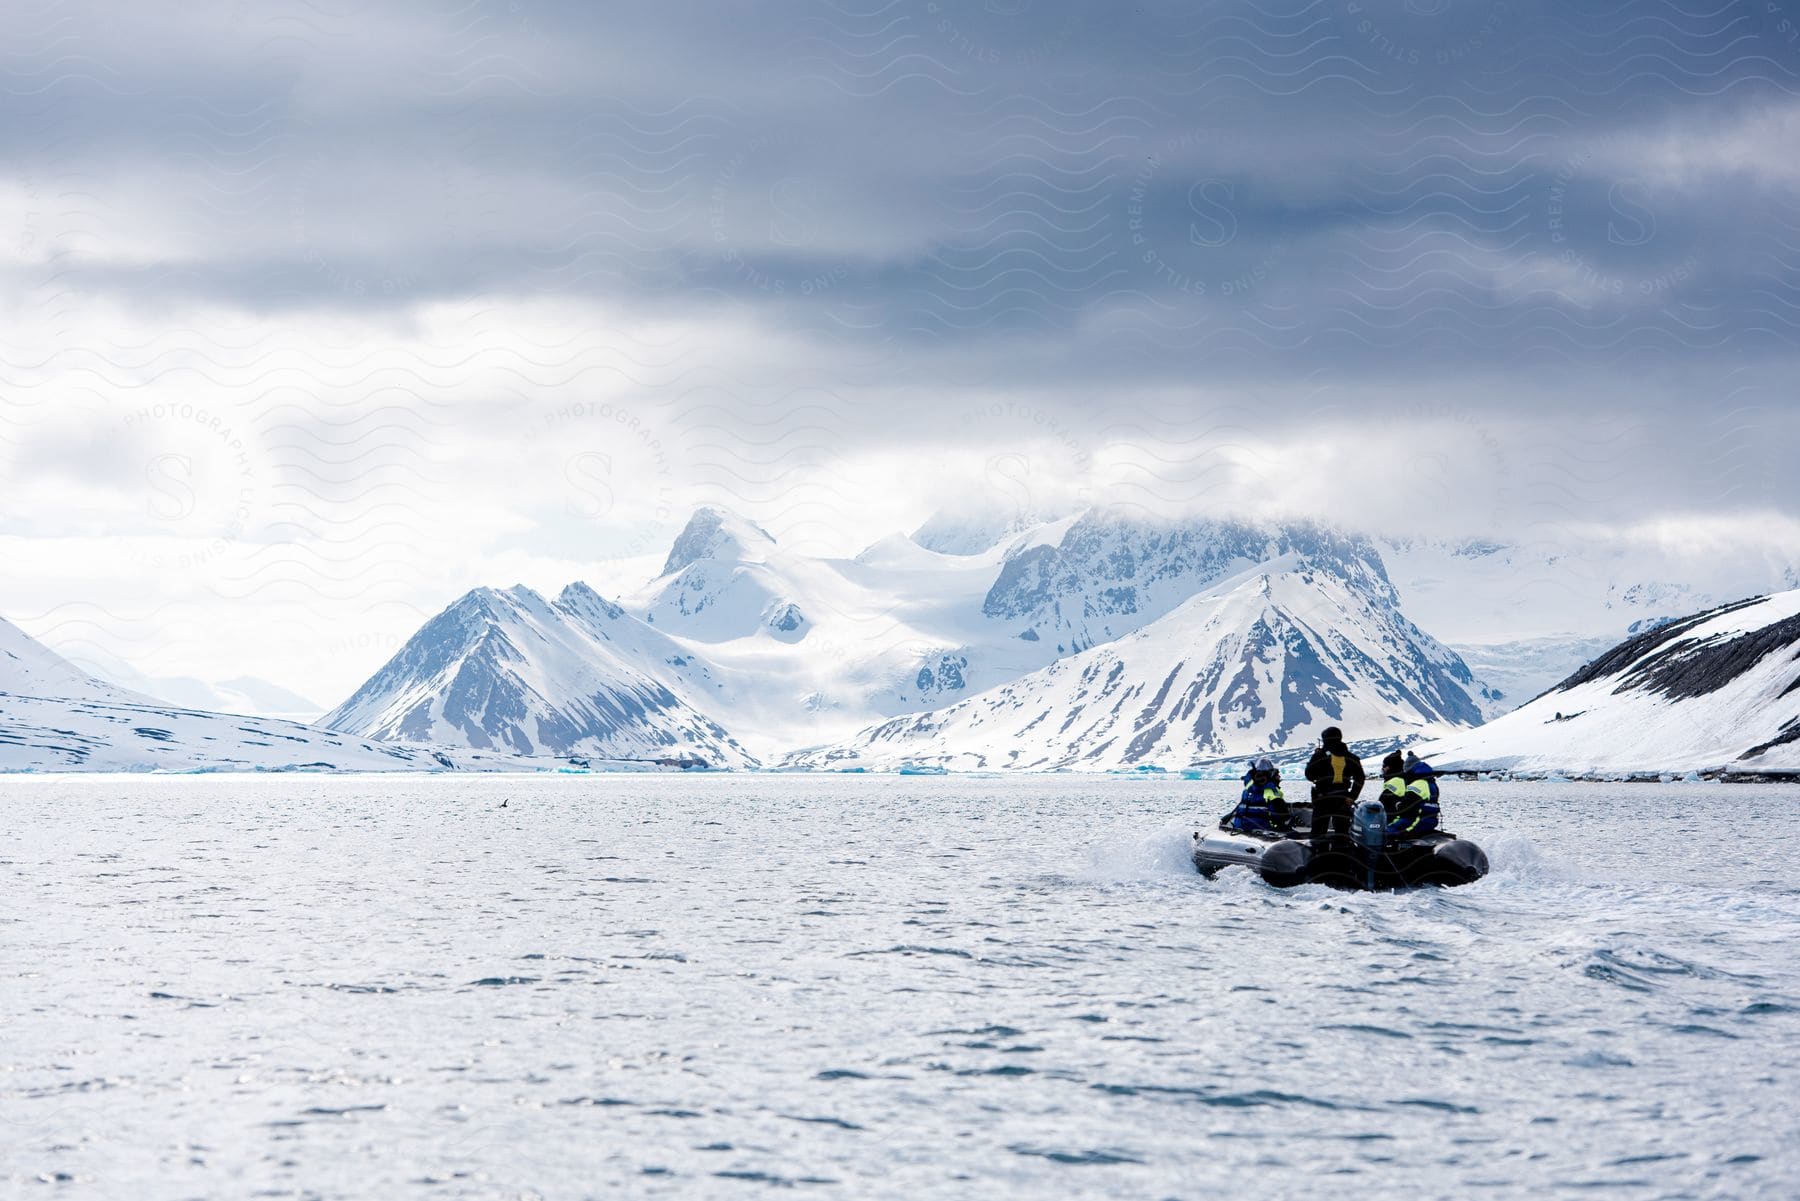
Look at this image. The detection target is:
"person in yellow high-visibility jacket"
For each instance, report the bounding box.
[1377,751,1408,825]
[1387,753,1441,836]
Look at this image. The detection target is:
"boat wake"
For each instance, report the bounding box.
[1476,830,1580,886]
[1077,819,1198,883]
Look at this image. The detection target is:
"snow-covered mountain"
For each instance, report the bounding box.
[318,505,1044,763]
[318,582,756,766]
[636,508,798,641]
[981,512,1396,657]
[18,504,1793,774]
[322,504,1502,768]
[787,556,1484,771]
[1419,590,1800,776]
[0,616,149,705]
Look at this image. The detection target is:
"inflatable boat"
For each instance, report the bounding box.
[1193,800,1488,890]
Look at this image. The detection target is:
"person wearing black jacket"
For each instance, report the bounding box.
[1304,726,1365,851]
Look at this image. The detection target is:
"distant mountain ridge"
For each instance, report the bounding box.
[319,505,1490,768]
[61,645,323,720]
[11,504,1791,774]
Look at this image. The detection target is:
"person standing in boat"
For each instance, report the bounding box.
[1231,758,1292,832]
[1305,726,1365,849]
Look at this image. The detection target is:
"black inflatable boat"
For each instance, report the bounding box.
[1193,800,1488,890]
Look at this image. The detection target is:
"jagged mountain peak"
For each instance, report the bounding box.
[556,580,627,623]
[632,507,823,645]
[319,581,753,765]
[445,583,537,619]
[660,506,778,577]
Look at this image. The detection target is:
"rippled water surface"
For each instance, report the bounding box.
[4,775,1798,1199]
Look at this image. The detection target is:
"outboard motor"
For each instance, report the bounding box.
[1351,797,1387,890]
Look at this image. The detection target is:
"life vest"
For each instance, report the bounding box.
[1324,753,1353,785]
[1394,774,1440,833]
[1234,782,1284,830]
[1381,776,1410,832]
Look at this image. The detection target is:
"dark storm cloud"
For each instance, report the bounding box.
[6,0,1800,524]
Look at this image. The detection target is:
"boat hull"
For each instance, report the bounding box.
[1192,823,1487,890]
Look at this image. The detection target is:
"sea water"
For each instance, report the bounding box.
[3,775,1797,1199]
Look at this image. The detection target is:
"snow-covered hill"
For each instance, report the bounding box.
[787,557,1484,771]
[318,583,756,766]
[0,691,548,773]
[1419,590,1800,776]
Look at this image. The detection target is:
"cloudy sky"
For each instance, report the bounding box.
[3,0,1799,704]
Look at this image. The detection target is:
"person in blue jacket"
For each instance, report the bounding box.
[1231,758,1292,832]
[1388,753,1442,836]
